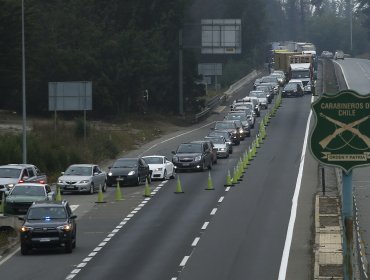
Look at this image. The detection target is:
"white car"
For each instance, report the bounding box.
[57,164,107,194]
[142,155,175,180]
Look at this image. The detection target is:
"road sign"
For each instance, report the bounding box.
[310,90,370,173]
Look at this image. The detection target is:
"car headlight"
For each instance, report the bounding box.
[57,224,73,231]
[6,183,15,190]
[239,128,244,133]
[108,172,113,176]
[20,226,33,233]
[128,171,135,176]
[154,167,163,171]
[80,180,90,184]
[220,148,226,151]
[58,180,63,184]
[172,156,178,162]
[195,156,202,161]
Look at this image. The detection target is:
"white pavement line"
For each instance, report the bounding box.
[88,252,97,257]
[144,197,151,201]
[93,247,102,252]
[71,269,81,274]
[127,214,134,217]
[107,233,115,237]
[112,229,120,233]
[179,256,190,267]
[139,121,216,156]
[119,221,127,226]
[225,187,230,191]
[210,208,217,215]
[98,242,107,247]
[218,196,225,203]
[201,222,209,230]
[278,96,313,280]
[192,237,200,247]
[171,277,177,280]
[65,274,76,280]
[77,263,87,268]
[70,205,79,212]
[83,257,92,262]
[0,247,20,266]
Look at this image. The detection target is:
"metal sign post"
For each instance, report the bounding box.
[310,90,370,280]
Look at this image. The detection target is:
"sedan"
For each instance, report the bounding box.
[57,164,107,194]
[107,157,151,186]
[142,155,176,180]
[4,183,55,215]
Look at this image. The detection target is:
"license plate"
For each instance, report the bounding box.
[182,163,189,166]
[116,178,124,181]
[65,185,75,189]
[40,238,50,242]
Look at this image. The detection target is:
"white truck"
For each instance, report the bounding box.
[288,63,313,94]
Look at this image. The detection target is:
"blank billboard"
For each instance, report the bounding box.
[48,81,92,111]
[201,19,241,54]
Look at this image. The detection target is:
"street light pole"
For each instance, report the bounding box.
[22,0,27,163]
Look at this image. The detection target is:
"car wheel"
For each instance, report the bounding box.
[21,243,30,255]
[89,184,94,194]
[65,239,73,253]
[170,170,176,179]
[72,230,77,248]
[102,181,107,193]
[163,170,168,180]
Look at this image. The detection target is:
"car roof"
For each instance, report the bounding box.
[288,79,304,83]
[142,155,165,158]
[69,164,96,167]
[0,164,35,169]
[14,183,47,188]
[31,200,67,208]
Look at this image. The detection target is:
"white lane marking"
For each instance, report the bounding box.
[71,269,81,274]
[278,95,313,279]
[192,237,200,247]
[70,205,79,212]
[77,263,87,268]
[65,274,76,280]
[93,247,102,252]
[218,196,224,203]
[210,208,217,215]
[139,121,216,156]
[225,187,230,192]
[201,222,209,230]
[88,252,97,257]
[83,257,92,262]
[179,256,190,267]
[98,242,107,247]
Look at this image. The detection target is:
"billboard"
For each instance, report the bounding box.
[48,81,92,111]
[201,19,242,54]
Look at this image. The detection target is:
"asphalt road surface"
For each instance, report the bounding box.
[0,81,314,280]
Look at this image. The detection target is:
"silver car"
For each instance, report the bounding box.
[57,164,107,194]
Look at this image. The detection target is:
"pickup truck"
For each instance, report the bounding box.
[0,164,47,200]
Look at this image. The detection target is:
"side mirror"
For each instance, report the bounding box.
[70,215,77,219]
[61,171,65,175]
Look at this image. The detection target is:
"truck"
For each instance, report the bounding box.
[0,164,48,199]
[273,51,299,75]
[288,63,314,94]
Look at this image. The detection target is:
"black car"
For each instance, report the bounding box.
[19,200,77,255]
[107,157,151,187]
[172,142,214,171]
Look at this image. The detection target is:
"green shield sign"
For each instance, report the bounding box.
[310,90,370,173]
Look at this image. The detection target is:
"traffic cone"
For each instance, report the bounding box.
[256,135,260,148]
[205,171,214,190]
[96,184,106,203]
[248,146,253,161]
[224,169,233,187]
[175,176,184,193]
[56,185,62,202]
[232,166,239,184]
[115,181,123,200]
[144,178,151,197]
[0,194,4,214]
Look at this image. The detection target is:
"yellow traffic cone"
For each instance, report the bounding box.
[0,194,5,214]
[96,184,106,203]
[205,171,214,190]
[115,181,123,200]
[224,169,233,187]
[56,185,62,202]
[256,135,260,148]
[144,179,151,197]
[248,146,253,161]
[175,176,184,193]
[232,166,239,185]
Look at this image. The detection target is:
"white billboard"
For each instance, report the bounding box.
[201,19,242,54]
[48,81,92,111]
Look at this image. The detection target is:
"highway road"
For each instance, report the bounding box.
[0,80,314,279]
[333,58,370,273]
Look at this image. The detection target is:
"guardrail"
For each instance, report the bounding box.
[190,70,260,123]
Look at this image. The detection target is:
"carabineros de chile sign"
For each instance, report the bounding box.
[310,90,370,173]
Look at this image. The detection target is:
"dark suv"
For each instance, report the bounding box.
[19,200,77,255]
[172,141,214,171]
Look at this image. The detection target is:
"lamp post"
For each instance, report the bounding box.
[22,0,27,163]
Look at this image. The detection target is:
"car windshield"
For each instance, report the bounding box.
[262,77,277,83]
[208,132,230,140]
[112,159,138,168]
[225,114,245,121]
[215,122,234,130]
[285,83,299,90]
[65,166,92,176]
[143,157,163,164]
[206,137,224,144]
[27,206,67,220]
[177,143,202,153]
[10,185,45,196]
[291,70,310,78]
[0,168,21,178]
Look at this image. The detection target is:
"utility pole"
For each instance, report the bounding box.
[178,29,184,116]
[22,0,27,164]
